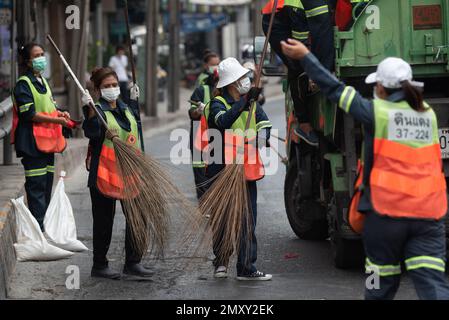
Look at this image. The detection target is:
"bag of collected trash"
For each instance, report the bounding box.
[12,197,74,262]
[44,171,88,252]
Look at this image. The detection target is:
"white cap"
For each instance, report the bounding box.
[216,58,250,89]
[365,57,424,89]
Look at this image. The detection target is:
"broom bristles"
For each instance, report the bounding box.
[110,131,198,259]
[198,163,254,267]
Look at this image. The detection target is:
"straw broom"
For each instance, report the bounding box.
[47,35,195,259]
[198,1,279,266]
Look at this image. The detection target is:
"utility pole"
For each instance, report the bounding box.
[95,0,103,67]
[145,0,158,117]
[252,0,264,37]
[168,0,180,113]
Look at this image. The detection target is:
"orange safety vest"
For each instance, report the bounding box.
[14,76,66,153]
[96,107,140,199]
[370,99,447,220]
[195,96,265,181]
[262,0,285,14]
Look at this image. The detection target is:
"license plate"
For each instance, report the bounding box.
[439,128,449,159]
[413,5,442,30]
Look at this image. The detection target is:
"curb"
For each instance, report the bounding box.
[0,114,187,300]
[0,141,87,300]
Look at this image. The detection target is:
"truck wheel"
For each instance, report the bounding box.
[331,235,365,269]
[329,196,365,269]
[284,155,328,240]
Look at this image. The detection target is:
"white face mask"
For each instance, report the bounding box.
[101,87,121,102]
[235,77,251,95]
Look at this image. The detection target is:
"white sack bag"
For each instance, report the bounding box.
[44,171,88,252]
[12,197,74,262]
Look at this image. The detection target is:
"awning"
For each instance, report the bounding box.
[188,0,251,6]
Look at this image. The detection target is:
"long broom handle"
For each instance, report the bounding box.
[124,0,137,84]
[244,0,278,131]
[47,34,109,130]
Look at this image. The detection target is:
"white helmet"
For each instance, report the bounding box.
[216,57,250,89]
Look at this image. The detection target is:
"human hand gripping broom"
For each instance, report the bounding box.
[198,1,278,267]
[47,34,196,259]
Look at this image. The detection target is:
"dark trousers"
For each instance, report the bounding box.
[119,81,130,105]
[211,177,258,276]
[22,154,55,231]
[89,187,141,269]
[363,211,449,300]
[192,167,208,200]
[263,11,310,124]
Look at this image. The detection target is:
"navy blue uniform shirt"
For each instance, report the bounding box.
[83,97,140,188]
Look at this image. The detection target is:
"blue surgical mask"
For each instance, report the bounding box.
[32,56,47,74]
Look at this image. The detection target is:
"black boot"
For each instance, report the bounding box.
[91,266,121,280]
[123,263,154,279]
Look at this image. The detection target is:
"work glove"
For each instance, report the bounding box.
[82,90,94,106]
[198,102,206,114]
[247,87,263,103]
[130,84,140,101]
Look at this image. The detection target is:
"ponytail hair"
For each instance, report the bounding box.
[401,80,425,112]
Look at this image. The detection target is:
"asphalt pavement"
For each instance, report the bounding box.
[7,96,419,300]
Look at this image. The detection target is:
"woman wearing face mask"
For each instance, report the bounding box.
[12,43,70,231]
[281,39,449,300]
[196,50,221,87]
[189,53,221,200]
[204,58,273,280]
[81,67,153,280]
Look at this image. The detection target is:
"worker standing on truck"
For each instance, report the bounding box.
[189,52,220,199]
[12,43,70,232]
[262,0,334,146]
[281,38,449,300]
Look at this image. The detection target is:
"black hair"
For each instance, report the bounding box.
[116,46,125,54]
[203,51,219,64]
[384,81,425,112]
[18,42,44,75]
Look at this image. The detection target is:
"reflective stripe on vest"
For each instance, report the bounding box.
[17,76,66,154]
[370,99,447,219]
[97,107,140,199]
[305,4,329,18]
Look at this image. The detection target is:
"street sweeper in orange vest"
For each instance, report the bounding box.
[195,58,273,280]
[12,43,70,232]
[281,38,449,300]
[82,67,153,280]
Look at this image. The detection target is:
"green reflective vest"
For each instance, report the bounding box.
[373,99,438,148]
[205,96,257,139]
[102,107,140,150]
[284,0,304,9]
[18,76,57,114]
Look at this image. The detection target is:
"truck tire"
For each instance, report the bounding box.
[329,195,365,269]
[284,155,328,240]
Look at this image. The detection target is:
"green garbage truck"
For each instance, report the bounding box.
[256,0,449,269]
